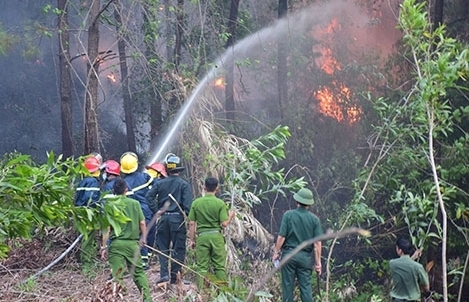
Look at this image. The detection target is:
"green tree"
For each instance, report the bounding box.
[359,1,469,300]
[0,152,129,260]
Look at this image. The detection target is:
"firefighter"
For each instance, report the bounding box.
[101,159,121,195]
[74,156,101,274]
[144,161,168,261]
[120,152,154,270]
[146,153,193,284]
[145,162,167,187]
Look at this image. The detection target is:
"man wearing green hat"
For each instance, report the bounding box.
[272,188,323,302]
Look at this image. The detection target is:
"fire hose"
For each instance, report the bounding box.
[22,233,83,284]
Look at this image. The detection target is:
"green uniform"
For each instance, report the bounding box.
[389,255,429,301]
[279,207,323,302]
[108,196,152,302]
[188,194,229,287]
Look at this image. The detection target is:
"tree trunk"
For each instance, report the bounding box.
[432,0,444,30]
[142,4,163,151]
[174,0,184,68]
[114,0,136,152]
[225,0,240,123]
[277,0,288,120]
[58,0,74,158]
[84,0,101,155]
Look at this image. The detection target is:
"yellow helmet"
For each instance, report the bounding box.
[120,152,138,174]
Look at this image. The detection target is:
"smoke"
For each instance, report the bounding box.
[0,0,402,162]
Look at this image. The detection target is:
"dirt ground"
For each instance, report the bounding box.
[0,234,199,301]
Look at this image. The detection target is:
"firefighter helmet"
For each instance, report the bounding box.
[163,153,177,165]
[165,155,184,173]
[89,152,103,165]
[84,156,101,173]
[146,162,167,178]
[120,152,138,174]
[104,160,120,176]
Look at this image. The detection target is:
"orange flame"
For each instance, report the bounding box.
[314,19,342,75]
[107,74,117,83]
[315,82,361,123]
[213,77,225,88]
[311,19,361,124]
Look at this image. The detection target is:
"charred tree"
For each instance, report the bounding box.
[58,0,74,158]
[225,0,240,124]
[277,0,287,120]
[84,0,101,155]
[114,0,136,152]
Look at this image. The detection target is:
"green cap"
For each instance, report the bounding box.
[293,188,314,205]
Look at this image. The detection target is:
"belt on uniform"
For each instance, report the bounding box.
[111,238,138,241]
[164,211,181,215]
[198,230,221,236]
[282,246,312,253]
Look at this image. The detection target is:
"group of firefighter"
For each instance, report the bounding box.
[74,152,432,302]
[75,151,197,300]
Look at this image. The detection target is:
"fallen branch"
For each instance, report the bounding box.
[244,227,370,302]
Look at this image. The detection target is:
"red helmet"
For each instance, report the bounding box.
[145,162,167,177]
[84,157,100,173]
[104,160,120,176]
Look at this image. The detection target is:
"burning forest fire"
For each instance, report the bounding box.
[312,18,361,124]
[107,73,117,83]
[213,77,225,88]
[315,82,360,123]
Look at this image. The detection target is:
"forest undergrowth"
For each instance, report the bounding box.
[0,227,281,302]
[0,228,200,301]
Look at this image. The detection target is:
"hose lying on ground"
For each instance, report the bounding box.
[22,234,83,284]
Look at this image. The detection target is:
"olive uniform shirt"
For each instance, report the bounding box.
[279,207,323,253]
[389,255,429,301]
[188,194,228,234]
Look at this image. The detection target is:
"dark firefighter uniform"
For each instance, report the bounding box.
[74,156,101,273]
[145,154,193,284]
[120,151,155,269]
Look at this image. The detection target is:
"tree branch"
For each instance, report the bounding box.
[244,227,369,302]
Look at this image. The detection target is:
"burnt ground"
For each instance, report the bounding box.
[0,229,200,301]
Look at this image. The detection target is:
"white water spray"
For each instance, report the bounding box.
[147,66,219,163]
[146,1,373,165]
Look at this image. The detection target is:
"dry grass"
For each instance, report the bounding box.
[0,231,198,302]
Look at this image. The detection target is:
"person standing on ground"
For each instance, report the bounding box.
[74,156,102,274]
[100,178,152,302]
[188,177,235,287]
[145,153,193,285]
[144,162,167,260]
[120,152,154,270]
[272,188,323,302]
[389,237,432,302]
